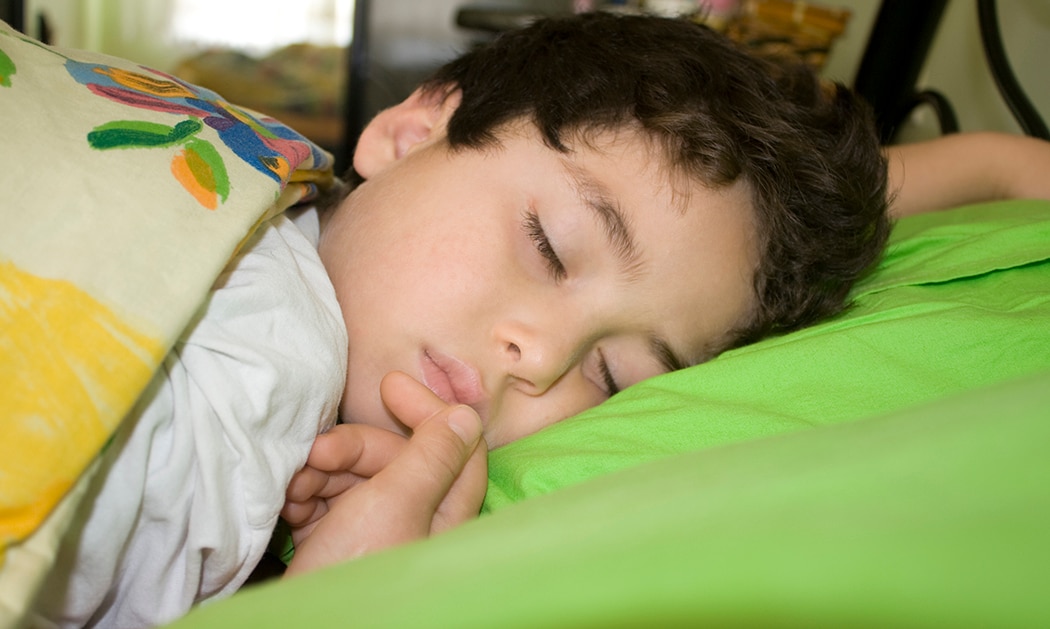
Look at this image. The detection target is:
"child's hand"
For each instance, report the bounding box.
[281,422,409,546]
[281,371,488,576]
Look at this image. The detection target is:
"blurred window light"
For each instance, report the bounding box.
[171,0,354,53]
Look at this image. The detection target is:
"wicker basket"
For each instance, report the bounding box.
[722,0,851,70]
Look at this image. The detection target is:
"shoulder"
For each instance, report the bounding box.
[187,211,348,417]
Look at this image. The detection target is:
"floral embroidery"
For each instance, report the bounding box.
[64,59,327,210]
[0,46,15,87]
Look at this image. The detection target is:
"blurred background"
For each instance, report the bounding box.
[6,0,1048,170]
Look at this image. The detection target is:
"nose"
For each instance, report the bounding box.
[497,319,583,394]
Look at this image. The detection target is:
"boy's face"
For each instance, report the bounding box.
[320,113,756,448]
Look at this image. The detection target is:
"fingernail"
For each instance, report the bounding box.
[447,406,482,445]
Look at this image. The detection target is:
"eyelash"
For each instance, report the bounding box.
[598,349,621,397]
[522,211,567,282]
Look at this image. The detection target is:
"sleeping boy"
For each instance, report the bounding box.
[279,11,1050,575]
[32,11,1050,628]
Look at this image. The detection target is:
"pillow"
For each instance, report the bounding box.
[484,200,1050,509]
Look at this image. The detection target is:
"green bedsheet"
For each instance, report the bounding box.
[171,202,1050,627]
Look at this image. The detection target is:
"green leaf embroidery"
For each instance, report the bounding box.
[0,47,15,87]
[87,118,202,150]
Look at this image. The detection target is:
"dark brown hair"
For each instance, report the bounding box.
[420,12,889,348]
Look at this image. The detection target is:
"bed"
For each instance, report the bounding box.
[2,19,1049,629]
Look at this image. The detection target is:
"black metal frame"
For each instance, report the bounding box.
[338,0,371,172]
[977,0,1049,140]
[854,0,1047,143]
[1,0,25,32]
[852,0,952,143]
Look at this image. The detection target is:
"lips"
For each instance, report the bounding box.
[420,349,489,420]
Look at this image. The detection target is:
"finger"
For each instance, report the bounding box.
[308,423,410,477]
[283,406,484,578]
[284,465,332,503]
[431,438,488,534]
[285,466,364,503]
[280,500,326,548]
[280,497,327,529]
[372,404,484,518]
[380,370,450,431]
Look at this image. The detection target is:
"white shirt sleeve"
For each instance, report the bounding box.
[32,212,347,628]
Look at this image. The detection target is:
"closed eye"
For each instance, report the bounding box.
[522,210,567,282]
[597,348,621,396]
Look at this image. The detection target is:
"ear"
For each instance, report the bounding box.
[352,87,462,179]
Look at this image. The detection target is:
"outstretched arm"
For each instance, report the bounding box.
[886,132,1050,218]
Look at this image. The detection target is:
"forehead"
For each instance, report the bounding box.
[557,127,759,364]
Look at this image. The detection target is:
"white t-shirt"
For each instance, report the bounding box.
[32,210,347,628]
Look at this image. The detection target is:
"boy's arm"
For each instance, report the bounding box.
[886,132,1050,218]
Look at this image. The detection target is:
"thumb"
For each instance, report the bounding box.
[443,404,484,447]
[373,404,484,517]
[431,435,488,535]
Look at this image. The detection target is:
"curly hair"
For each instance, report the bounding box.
[418,12,889,348]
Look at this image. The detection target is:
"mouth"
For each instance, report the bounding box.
[420,349,489,421]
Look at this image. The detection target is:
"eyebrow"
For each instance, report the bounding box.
[563,162,644,278]
[650,334,689,374]
[561,161,692,378]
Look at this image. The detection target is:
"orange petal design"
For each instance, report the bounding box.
[171,147,218,210]
[97,66,196,99]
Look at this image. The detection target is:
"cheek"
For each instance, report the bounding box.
[487,376,606,447]
[339,223,514,351]
[410,217,517,304]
